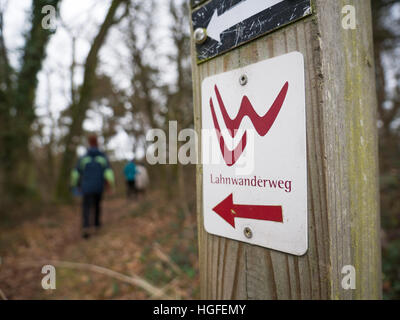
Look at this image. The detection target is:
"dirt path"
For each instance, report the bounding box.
[0,192,199,299]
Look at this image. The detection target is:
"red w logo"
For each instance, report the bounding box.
[209,82,289,166]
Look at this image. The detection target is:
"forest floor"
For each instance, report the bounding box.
[0,190,199,300]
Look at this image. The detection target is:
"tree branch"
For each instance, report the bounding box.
[23,259,173,299]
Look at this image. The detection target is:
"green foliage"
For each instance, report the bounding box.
[182,265,196,279]
[383,239,400,299]
[111,281,120,297]
[144,263,172,284]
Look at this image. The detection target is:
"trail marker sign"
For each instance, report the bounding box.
[192,0,312,62]
[201,52,307,255]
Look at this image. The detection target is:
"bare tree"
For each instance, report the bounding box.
[56,0,129,199]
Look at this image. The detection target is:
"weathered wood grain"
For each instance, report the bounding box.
[190,0,381,299]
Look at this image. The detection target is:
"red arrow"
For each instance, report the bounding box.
[212,194,283,228]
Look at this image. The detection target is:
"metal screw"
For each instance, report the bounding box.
[244,227,253,239]
[239,74,248,86]
[194,28,207,44]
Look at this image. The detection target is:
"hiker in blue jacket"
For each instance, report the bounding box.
[123,159,137,199]
[70,135,115,239]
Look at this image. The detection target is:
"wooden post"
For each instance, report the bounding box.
[190,0,381,299]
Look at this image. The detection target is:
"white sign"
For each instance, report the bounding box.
[201,52,307,255]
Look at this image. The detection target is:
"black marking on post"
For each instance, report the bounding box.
[192,0,312,63]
